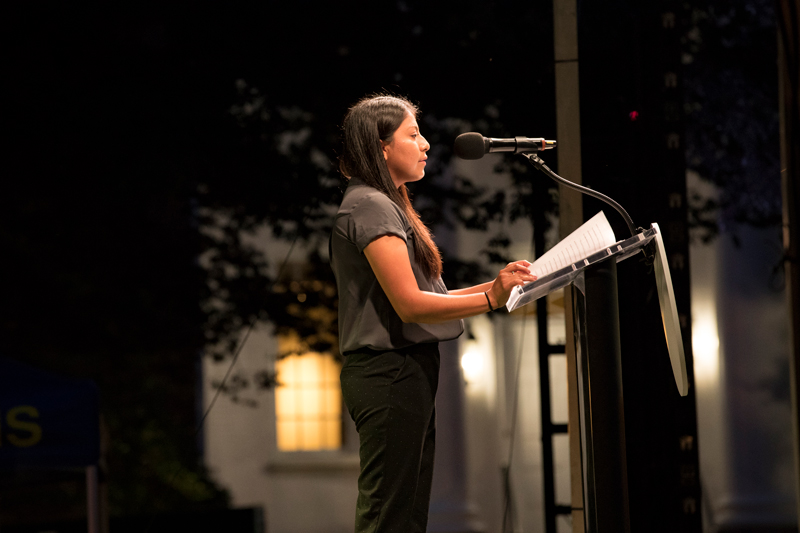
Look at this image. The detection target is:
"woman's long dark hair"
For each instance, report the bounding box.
[339,94,442,280]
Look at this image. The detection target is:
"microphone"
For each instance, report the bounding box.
[454,132,557,160]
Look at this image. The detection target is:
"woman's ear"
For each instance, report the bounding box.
[381,140,390,161]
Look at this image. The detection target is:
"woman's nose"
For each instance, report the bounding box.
[420,135,430,151]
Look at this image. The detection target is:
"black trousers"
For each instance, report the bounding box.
[340,343,440,533]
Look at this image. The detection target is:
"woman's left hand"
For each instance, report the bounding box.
[487,261,537,309]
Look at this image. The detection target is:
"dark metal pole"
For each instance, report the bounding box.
[581,257,631,533]
[777,0,800,517]
[537,296,557,533]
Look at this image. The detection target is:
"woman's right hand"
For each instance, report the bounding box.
[487,261,537,309]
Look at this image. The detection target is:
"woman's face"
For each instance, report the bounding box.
[381,112,430,188]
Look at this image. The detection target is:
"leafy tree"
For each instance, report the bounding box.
[682,0,781,242]
[4,0,558,520]
[195,0,560,360]
[6,0,780,524]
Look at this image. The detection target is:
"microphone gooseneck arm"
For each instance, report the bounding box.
[522,152,639,238]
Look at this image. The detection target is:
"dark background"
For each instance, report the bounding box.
[2,0,782,530]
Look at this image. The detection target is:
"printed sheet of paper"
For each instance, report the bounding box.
[506,211,617,311]
[530,211,616,278]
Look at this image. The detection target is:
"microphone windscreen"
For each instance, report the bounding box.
[454,132,487,160]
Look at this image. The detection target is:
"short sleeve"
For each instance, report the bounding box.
[350,193,408,253]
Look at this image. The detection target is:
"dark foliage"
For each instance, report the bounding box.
[4,0,557,519]
[6,0,778,522]
[683,0,782,240]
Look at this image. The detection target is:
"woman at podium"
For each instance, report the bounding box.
[330,93,535,532]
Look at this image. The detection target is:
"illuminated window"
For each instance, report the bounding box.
[275,351,342,451]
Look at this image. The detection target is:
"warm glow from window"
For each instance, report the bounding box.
[275,352,342,451]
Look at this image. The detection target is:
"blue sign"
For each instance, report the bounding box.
[0,358,99,468]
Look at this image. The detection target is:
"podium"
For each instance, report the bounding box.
[506,223,688,533]
[451,136,692,531]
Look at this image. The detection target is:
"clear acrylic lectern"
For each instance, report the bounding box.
[506,223,688,533]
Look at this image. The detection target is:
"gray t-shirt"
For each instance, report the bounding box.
[330,178,464,353]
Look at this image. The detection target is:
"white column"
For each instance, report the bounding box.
[428,338,485,533]
[692,217,798,530]
[713,225,797,529]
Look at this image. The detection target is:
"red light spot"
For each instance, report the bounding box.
[629,111,639,121]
